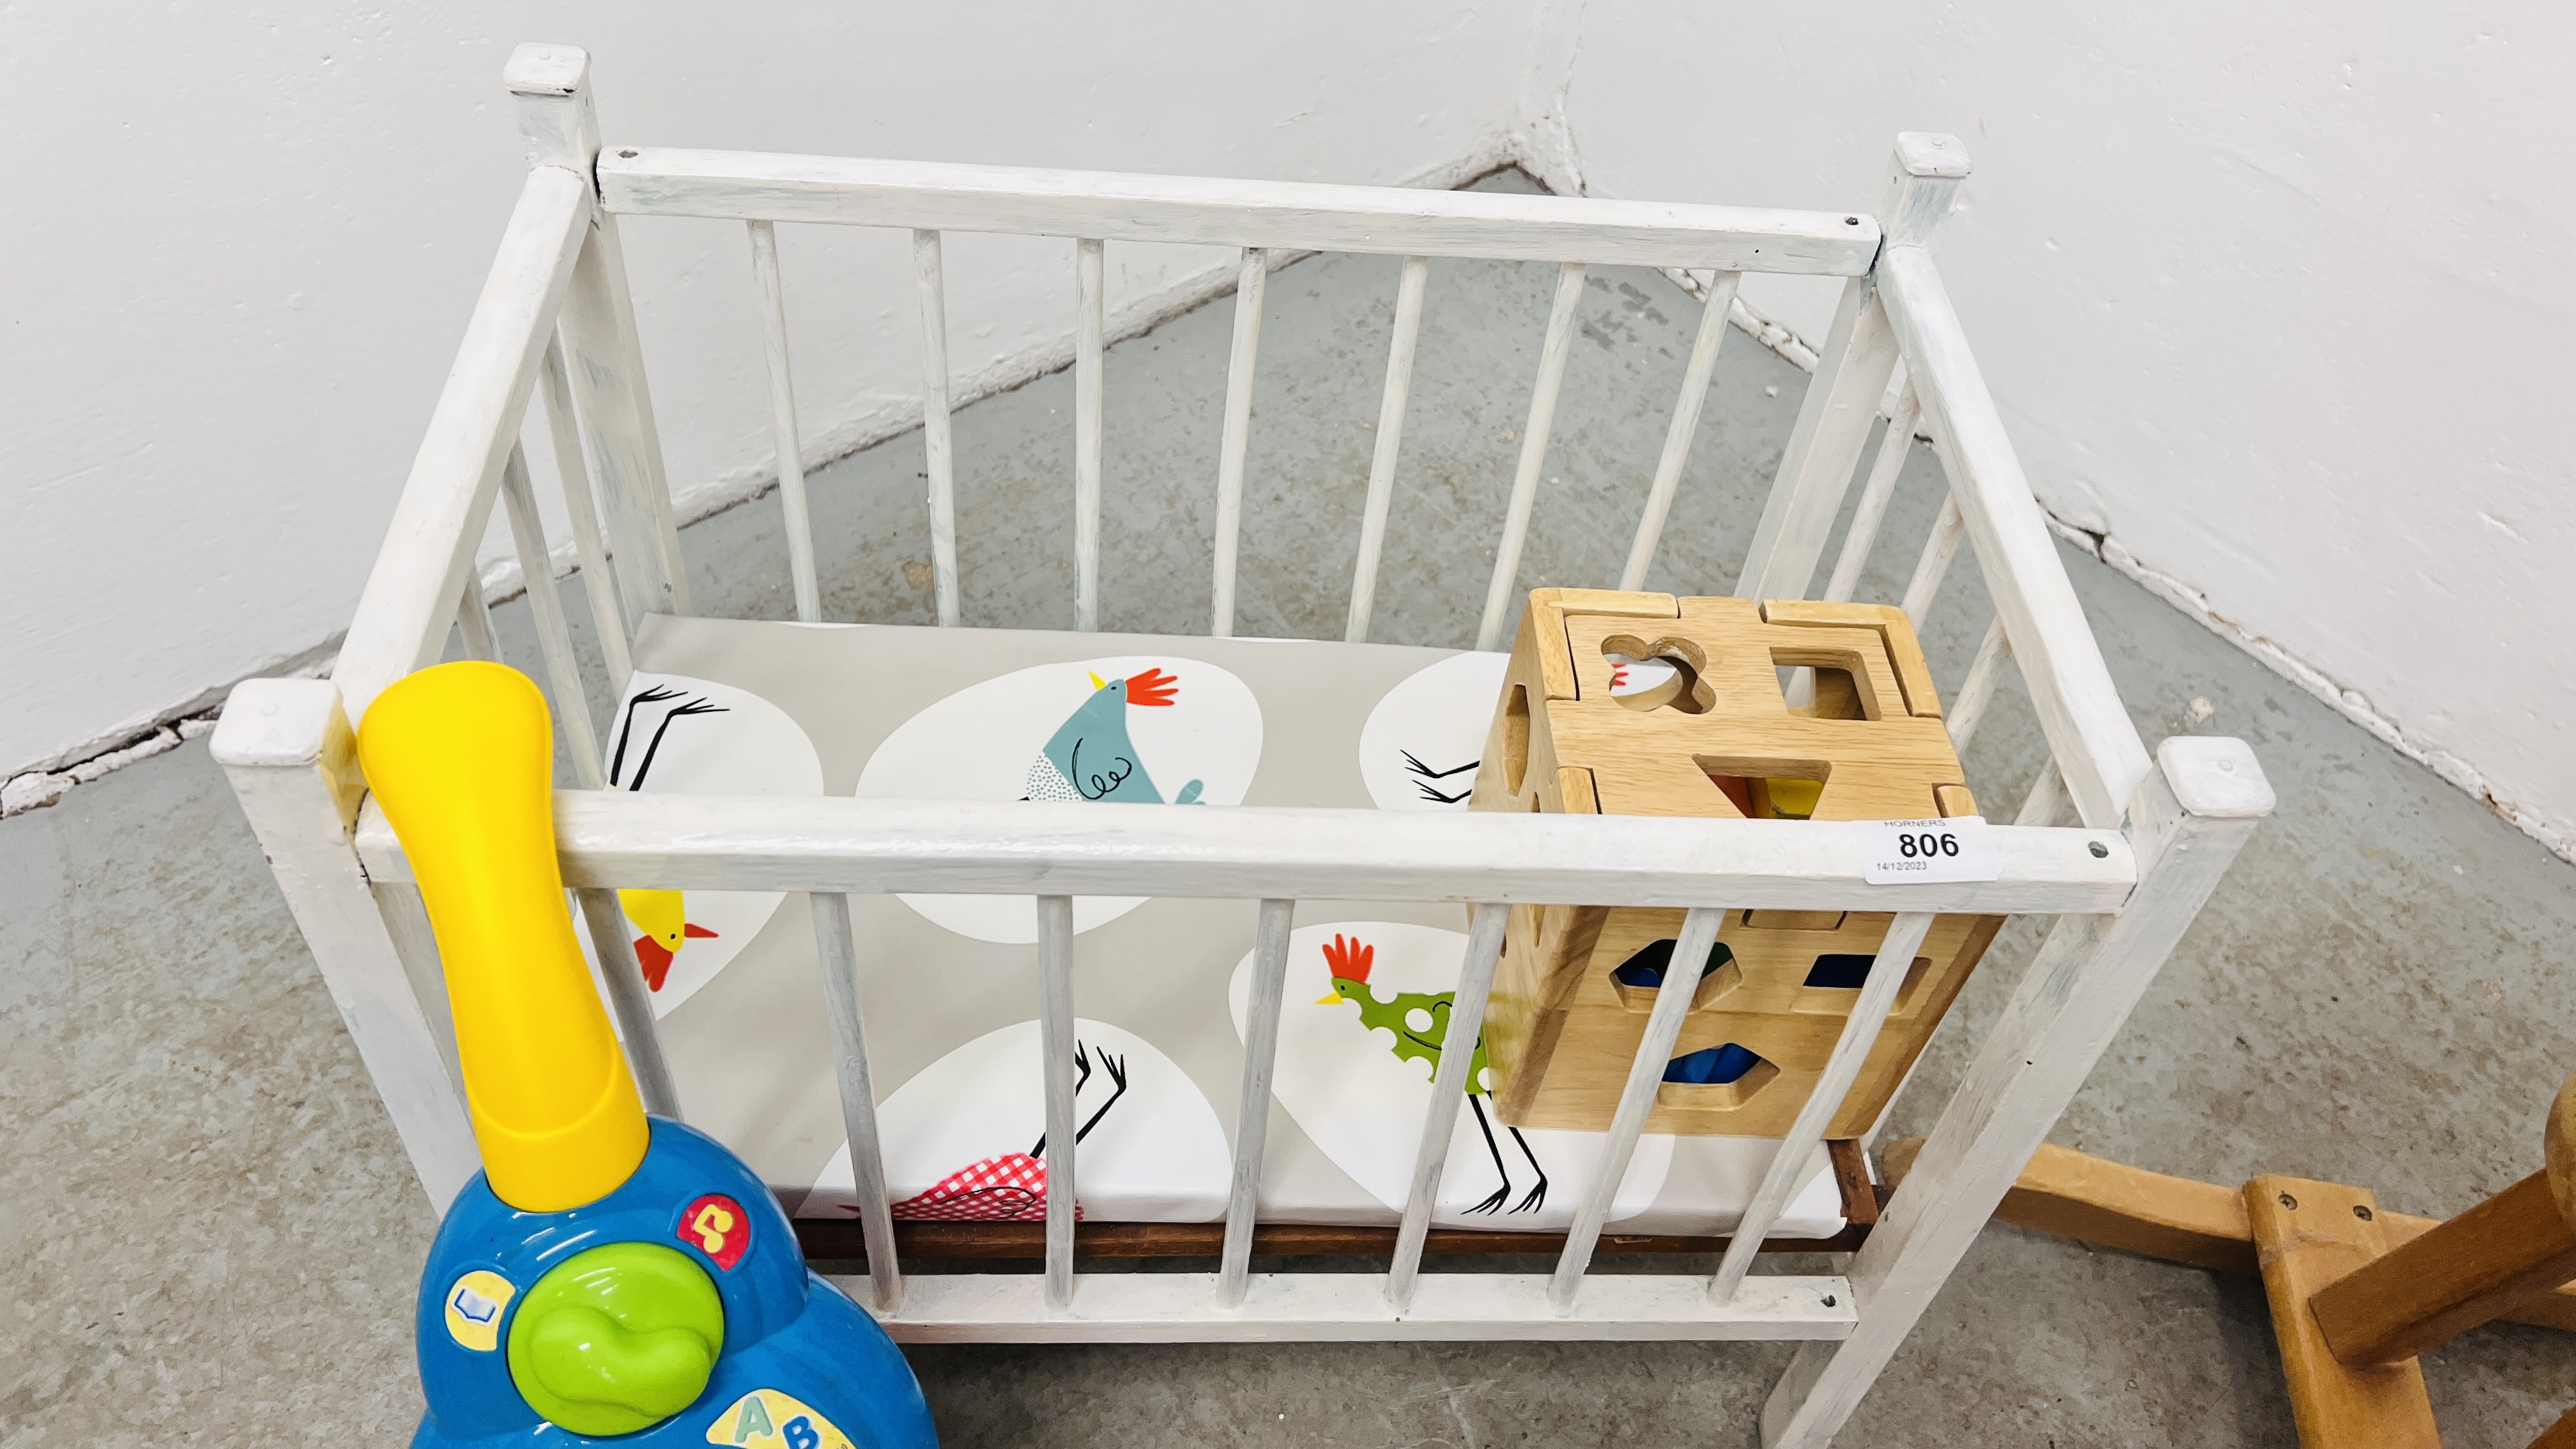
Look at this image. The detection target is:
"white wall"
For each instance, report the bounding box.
[13,2,2576,859]
[1545,0,2576,854]
[0,3,1537,780]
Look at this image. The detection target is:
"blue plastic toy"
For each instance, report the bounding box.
[359,661,938,1448]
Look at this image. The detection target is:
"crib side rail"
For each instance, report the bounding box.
[330,163,592,724]
[349,793,2136,912]
[597,149,1883,273]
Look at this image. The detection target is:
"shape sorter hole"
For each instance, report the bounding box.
[1609,939,1739,1012]
[1772,649,1882,720]
[1791,953,1936,1016]
[1655,1044,1780,1111]
[1601,635,1713,714]
[1694,755,1832,820]
[1500,682,1531,795]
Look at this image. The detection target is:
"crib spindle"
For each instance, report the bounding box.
[1901,496,1965,628]
[1477,263,1588,652]
[1036,894,1079,1308]
[455,575,501,663]
[747,220,822,624]
[1945,616,2012,756]
[498,443,603,781]
[1210,248,1269,638]
[1619,270,1744,592]
[1548,905,1724,1310]
[572,887,682,1118]
[1710,912,1934,1301]
[811,891,902,1312]
[1823,391,1921,604]
[1385,902,1508,1310]
[1219,899,1296,1306]
[1344,255,1430,644]
[540,335,634,687]
[1074,238,1105,632]
[914,230,961,627]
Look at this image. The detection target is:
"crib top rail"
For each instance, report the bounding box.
[595,148,1883,274]
[350,791,2138,915]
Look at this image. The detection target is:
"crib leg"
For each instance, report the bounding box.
[1760,738,2271,1448]
[212,678,480,1211]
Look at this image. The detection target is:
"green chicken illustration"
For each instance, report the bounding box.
[1317,933,1547,1214]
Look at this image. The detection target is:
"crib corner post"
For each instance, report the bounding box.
[212,678,480,1212]
[1882,133,1970,250]
[1757,737,2271,1448]
[505,43,599,174]
[507,45,693,622]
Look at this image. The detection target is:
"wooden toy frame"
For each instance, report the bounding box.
[210,44,2273,1447]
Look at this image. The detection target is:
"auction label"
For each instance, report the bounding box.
[1861,816,2001,885]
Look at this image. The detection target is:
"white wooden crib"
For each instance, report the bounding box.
[213,43,2273,1447]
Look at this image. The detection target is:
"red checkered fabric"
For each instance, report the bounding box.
[888,1152,1082,1222]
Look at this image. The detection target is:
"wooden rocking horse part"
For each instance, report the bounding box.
[1886,1067,2576,1447]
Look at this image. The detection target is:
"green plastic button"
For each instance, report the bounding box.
[506,1241,724,1436]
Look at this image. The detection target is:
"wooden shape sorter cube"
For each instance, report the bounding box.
[1468,588,2005,1138]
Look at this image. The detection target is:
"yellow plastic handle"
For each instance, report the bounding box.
[357,662,647,1211]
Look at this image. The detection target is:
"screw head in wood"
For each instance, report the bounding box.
[2089,841,2110,858]
[2278,1192,2297,1209]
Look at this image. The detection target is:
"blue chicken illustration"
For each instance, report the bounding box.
[1025,666,1204,804]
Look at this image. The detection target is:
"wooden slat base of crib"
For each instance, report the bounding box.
[796,1218,1870,1262]
[799,1137,1880,1262]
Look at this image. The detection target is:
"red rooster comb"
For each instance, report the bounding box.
[1124,667,1181,707]
[1321,933,1374,984]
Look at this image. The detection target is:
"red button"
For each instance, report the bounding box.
[678,1193,750,1271]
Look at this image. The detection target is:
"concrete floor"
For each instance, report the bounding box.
[9,173,2575,1445]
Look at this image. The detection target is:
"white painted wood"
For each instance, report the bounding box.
[914,230,961,628]
[1550,905,1723,1308]
[1220,899,1296,1306]
[746,220,822,623]
[498,442,603,785]
[1711,912,1932,1301]
[1386,903,1508,1308]
[560,212,690,625]
[370,880,465,1097]
[334,167,591,724]
[600,149,1883,275]
[1882,134,1972,247]
[1822,391,1918,604]
[1073,238,1105,632]
[812,891,902,1312]
[574,887,682,1119]
[854,1270,1857,1344]
[211,679,479,1208]
[1477,263,1587,650]
[1037,894,1078,1309]
[2014,762,2068,827]
[1735,275,1901,604]
[454,573,501,664]
[1209,249,1269,638]
[356,795,2136,915]
[1759,737,2272,1448]
[1344,255,1429,643]
[504,44,598,172]
[1943,615,2011,756]
[1620,271,1742,591]
[1900,496,1965,629]
[539,335,634,687]
[1877,242,2156,828]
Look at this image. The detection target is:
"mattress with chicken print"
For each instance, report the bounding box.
[593,614,1850,1238]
